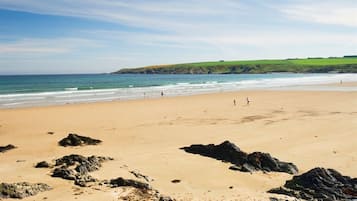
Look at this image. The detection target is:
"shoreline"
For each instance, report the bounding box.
[0,88,356,200]
[1,80,357,110]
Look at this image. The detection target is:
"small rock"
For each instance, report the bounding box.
[109,177,151,190]
[35,161,50,168]
[171,179,181,183]
[0,144,16,153]
[58,133,102,147]
[229,186,233,189]
[47,132,54,135]
[129,170,153,182]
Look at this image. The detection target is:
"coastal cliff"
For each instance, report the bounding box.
[113,57,357,74]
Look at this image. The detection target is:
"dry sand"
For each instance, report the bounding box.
[0,89,356,200]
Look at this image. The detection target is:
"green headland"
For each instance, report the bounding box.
[114,56,357,74]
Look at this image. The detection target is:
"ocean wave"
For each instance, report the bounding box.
[1,73,357,108]
[65,87,78,91]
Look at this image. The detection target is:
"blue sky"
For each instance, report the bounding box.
[0,0,356,74]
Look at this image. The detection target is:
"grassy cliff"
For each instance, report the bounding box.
[114,57,357,74]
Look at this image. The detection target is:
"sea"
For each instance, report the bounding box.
[1,73,357,108]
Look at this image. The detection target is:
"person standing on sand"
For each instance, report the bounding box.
[161,91,164,97]
[246,97,251,105]
[233,99,236,106]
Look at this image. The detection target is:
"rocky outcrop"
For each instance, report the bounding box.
[0,182,51,199]
[181,141,298,174]
[0,144,16,153]
[50,154,113,187]
[268,167,357,201]
[58,133,102,147]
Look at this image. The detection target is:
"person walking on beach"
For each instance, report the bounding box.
[233,99,236,106]
[246,97,251,105]
[161,91,164,97]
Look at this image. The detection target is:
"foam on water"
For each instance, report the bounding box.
[1,73,357,108]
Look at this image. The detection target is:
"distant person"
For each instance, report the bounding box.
[233,99,236,106]
[161,91,164,97]
[246,97,251,105]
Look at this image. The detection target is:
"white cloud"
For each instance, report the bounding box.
[280,1,357,27]
[0,0,247,33]
[0,38,99,54]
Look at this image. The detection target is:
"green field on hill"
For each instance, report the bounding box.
[114,57,357,74]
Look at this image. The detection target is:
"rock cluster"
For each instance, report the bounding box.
[35,154,174,199]
[58,133,102,147]
[0,182,51,199]
[0,144,16,153]
[49,154,113,187]
[268,167,357,201]
[181,140,298,174]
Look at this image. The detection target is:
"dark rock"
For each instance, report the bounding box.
[55,154,112,172]
[0,182,51,199]
[52,166,76,180]
[181,141,247,165]
[0,144,16,153]
[247,152,298,174]
[51,154,112,187]
[58,133,102,147]
[229,165,241,171]
[74,174,97,187]
[159,195,176,201]
[268,167,357,201]
[181,141,298,174]
[269,198,279,201]
[35,161,50,168]
[109,177,151,190]
[129,170,153,182]
[55,154,87,166]
[171,179,181,183]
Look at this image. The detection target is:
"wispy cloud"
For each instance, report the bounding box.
[0,38,99,54]
[279,1,357,27]
[0,0,248,33]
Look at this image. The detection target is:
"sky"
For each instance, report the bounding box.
[0,0,356,74]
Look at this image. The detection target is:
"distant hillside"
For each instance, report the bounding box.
[113,57,357,74]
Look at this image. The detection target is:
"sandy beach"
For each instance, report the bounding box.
[0,88,356,200]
